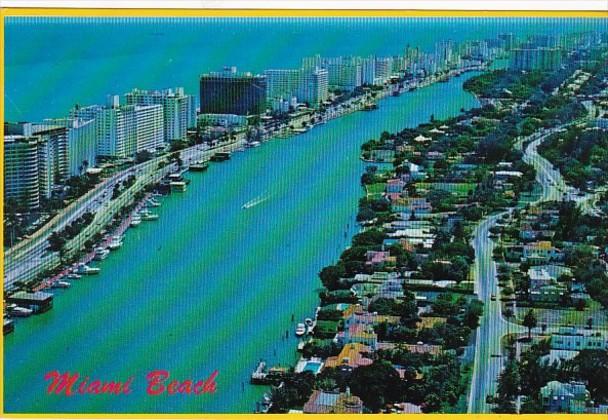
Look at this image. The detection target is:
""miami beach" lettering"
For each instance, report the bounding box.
[44,370,218,396]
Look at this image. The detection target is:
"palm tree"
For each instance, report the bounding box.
[522,309,537,340]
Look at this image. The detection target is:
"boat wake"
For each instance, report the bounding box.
[242,194,270,209]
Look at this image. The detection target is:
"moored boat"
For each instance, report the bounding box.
[295,323,306,336]
[130,214,142,226]
[189,161,209,172]
[108,235,123,250]
[7,304,33,317]
[76,263,100,275]
[94,247,110,261]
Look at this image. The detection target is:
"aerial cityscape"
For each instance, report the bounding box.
[3,16,608,414]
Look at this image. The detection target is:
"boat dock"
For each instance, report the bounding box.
[250,360,289,385]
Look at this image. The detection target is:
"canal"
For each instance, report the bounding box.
[4,73,480,413]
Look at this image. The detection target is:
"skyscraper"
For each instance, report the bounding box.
[125,87,196,142]
[498,33,515,51]
[4,135,42,210]
[200,67,267,116]
[4,122,68,210]
[265,67,329,108]
[509,47,563,71]
[42,117,97,176]
[71,96,164,158]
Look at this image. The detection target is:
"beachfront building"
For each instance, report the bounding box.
[125,87,196,142]
[374,57,393,83]
[302,56,363,91]
[510,46,563,71]
[4,135,43,210]
[71,95,164,158]
[264,67,328,108]
[498,33,516,51]
[200,67,267,116]
[42,117,97,176]
[4,122,69,210]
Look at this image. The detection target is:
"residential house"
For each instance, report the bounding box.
[523,241,564,264]
[550,327,607,351]
[303,390,364,414]
[324,343,373,369]
[540,380,590,413]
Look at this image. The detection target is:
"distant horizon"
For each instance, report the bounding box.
[5,17,607,122]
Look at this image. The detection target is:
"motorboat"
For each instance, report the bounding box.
[189,161,209,172]
[52,281,71,289]
[66,273,82,279]
[295,323,306,336]
[304,318,315,334]
[141,211,159,221]
[94,247,110,261]
[108,235,123,250]
[147,198,162,207]
[8,304,33,317]
[130,214,142,226]
[76,263,100,275]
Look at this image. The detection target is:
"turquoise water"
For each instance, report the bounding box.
[5,73,480,413]
[6,16,607,414]
[5,17,607,122]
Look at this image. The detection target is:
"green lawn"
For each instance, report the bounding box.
[415,182,476,197]
[366,182,386,197]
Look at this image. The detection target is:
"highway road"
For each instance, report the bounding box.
[3,140,241,288]
[468,212,526,413]
[468,126,571,413]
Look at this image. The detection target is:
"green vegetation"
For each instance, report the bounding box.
[539,126,608,190]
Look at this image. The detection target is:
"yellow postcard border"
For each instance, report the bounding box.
[1,6,608,419]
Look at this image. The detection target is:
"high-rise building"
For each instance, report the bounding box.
[6,121,69,188]
[43,117,97,176]
[298,68,329,106]
[498,33,515,51]
[200,67,267,116]
[374,57,394,83]
[4,135,42,210]
[264,67,328,108]
[265,69,304,102]
[125,87,196,142]
[510,47,564,71]
[327,62,362,91]
[71,96,164,158]
[360,56,376,85]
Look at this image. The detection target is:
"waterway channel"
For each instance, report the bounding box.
[4,73,480,413]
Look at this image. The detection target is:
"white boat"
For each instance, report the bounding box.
[8,304,33,317]
[250,141,262,147]
[146,198,161,207]
[295,323,306,336]
[108,235,123,250]
[304,318,315,334]
[242,195,268,209]
[66,273,81,279]
[94,247,110,261]
[52,281,71,289]
[170,181,187,192]
[76,263,100,275]
[130,214,142,227]
[140,210,159,221]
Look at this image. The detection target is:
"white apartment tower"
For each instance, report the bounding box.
[125,87,196,142]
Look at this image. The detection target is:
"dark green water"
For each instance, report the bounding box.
[4,74,480,413]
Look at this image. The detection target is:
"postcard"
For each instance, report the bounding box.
[2,7,608,416]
